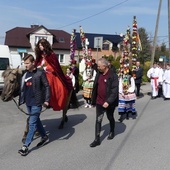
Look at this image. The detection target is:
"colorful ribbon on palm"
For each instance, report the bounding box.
[119,16,141,94]
[70,29,76,61]
[79,26,87,58]
[118,26,131,94]
[131,16,138,78]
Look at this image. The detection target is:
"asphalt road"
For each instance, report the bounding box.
[0,91,170,170]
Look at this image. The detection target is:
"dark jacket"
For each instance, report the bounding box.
[19,68,50,106]
[91,69,119,106]
[72,66,80,93]
[135,67,143,84]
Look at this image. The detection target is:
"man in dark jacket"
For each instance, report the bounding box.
[134,61,143,98]
[18,54,50,156]
[90,58,119,147]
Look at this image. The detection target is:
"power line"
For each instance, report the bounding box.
[57,0,129,29]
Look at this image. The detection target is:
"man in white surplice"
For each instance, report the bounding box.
[147,63,162,99]
[162,64,170,100]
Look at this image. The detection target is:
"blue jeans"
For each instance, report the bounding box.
[24,106,46,147]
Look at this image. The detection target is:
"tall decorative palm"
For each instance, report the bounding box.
[118,26,131,94]
[70,29,76,61]
[131,16,138,76]
[79,26,87,58]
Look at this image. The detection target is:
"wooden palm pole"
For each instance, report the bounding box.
[168,0,170,62]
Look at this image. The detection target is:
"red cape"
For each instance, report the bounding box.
[36,53,73,92]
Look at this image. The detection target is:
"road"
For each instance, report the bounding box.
[0,91,170,170]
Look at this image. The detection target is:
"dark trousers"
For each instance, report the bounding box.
[95,104,115,138]
[135,83,141,97]
[69,90,79,108]
[158,84,162,97]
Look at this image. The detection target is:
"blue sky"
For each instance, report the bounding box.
[0,0,168,45]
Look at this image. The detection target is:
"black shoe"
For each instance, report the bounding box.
[136,95,140,99]
[164,98,170,100]
[118,115,124,122]
[18,146,28,156]
[126,114,129,120]
[151,96,157,100]
[107,132,115,140]
[90,139,100,147]
[37,135,49,147]
[132,112,136,115]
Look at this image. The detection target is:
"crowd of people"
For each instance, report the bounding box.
[17,39,148,155]
[147,62,170,100]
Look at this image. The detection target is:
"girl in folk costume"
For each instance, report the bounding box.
[162,64,170,100]
[34,39,73,111]
[65,67,79,108]
[66,67,75,88]
[118,70,137,122]
[118,26,137,122]
[82,61,97,108]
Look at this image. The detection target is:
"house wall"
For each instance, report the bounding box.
[9,47,71,66]
[54,50,71,66]
[6,26,122,67]
[29,28,53,51]
[10,47,34,59]
[76,49,121,61]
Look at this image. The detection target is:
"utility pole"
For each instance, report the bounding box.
[150,0,162,68]
[168,0,170,63]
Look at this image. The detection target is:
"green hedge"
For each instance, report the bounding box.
[61,60,150,89]
[61,65,83,90]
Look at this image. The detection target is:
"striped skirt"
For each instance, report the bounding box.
[83,87,93,99]
[82,81,94,99]
[118,93,136,113]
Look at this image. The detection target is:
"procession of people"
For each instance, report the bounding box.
[147,62,170,100]
[5,38,168,156]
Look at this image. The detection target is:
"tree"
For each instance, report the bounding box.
[154,43,169,64]
[138,27,152,65]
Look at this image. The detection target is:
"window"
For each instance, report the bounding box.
[18,52,28,59]
[35,36,47,45]
[59,38,65,43]
[57,54,64,63]
[102,44,109,50]
[0,58,9,70]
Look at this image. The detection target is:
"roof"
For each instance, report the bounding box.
[5,27,33,48]
[75,32,122,49]
[5,25,71,50]
[4,25,122,50]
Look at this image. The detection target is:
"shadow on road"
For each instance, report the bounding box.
[100,122,126,142]
[29,113,87,153]
[43,113,87,141]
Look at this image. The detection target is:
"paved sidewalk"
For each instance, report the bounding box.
[79,82,151,96]
[140,82,151,95]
